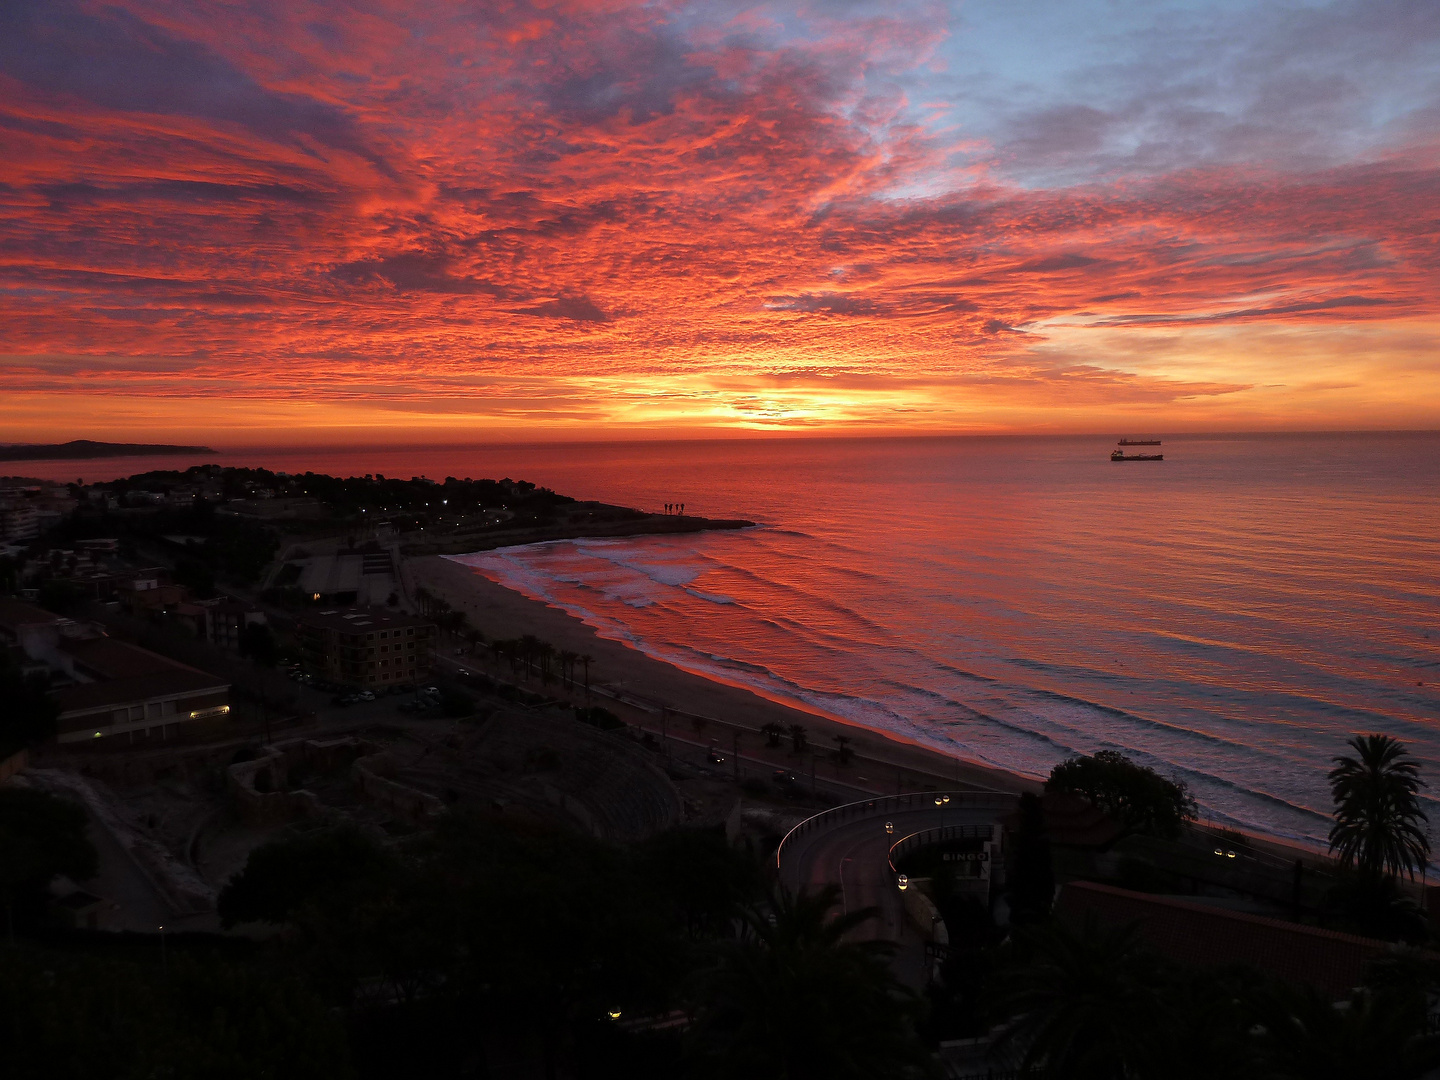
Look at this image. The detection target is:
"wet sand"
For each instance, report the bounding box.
[404,554,1042,798]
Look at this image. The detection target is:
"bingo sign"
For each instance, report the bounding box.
[941,850,989,863]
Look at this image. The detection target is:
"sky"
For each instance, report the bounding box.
[1,0,1438,444]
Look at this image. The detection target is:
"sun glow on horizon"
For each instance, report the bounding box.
[1,0,1437,441]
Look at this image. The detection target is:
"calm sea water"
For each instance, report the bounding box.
[20,434,1440,851]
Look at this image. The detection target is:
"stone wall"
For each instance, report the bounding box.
[353,751,446,823]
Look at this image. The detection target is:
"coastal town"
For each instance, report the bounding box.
[3,463,1438,1077]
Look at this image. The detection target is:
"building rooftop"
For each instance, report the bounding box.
[0,597,67,634]
[1054,880,1409,996]
[59,637,192,681]
[295,607,433,634]
[54,664,228,714]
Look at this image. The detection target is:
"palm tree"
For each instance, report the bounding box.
[413,585,432,616]
[833,734,853,766]
[579,654,593,700]
[1259,981,1440,1079]
[686,885,927,1079]
[518,634,542,680]
[1328,734,1430,882]
[788,724,808,754]
[993,915,1168,1079]
[761,722,785,748]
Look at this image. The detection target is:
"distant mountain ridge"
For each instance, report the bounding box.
[0,440,217,461]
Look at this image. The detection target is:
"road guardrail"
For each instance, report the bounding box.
[775,790,1019,875]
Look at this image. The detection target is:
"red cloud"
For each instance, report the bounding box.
[0,0,1437,436]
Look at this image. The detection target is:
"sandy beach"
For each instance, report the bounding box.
[405,553,1043,799]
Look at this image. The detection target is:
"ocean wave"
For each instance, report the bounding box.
[686,588,737,605]
[442,440,1440,860]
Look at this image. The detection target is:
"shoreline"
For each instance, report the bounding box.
[405,552,1344,870]
[401,508,754,557]
[404,554,1044,799]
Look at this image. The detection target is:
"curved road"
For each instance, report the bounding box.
[778,796,1017,986]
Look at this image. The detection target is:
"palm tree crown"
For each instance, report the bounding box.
[686,886,926,1079]
[1328,734,1431,881]
[994,916,1167,1079]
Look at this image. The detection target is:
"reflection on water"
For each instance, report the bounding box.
[25,434,1440,852]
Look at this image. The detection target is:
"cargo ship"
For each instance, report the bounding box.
[1112,449,1163,461]
[1118,438,1161,446]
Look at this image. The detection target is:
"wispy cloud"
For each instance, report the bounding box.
[0,0,1436,440]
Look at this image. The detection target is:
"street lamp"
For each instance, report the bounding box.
[608,1008,622,1020]
[885,821,894,835]
[897,874,909,891]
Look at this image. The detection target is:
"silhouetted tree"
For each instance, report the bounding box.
[687,886,927,1079]
[0,787,97,936]
[994,915,1168,1079]
[0,652,57,751]
[788,724,808,754]
[1328,734,1430,884]
[1008,793,1055,924]
[1259,981,1440,1079]
[239,622,280,668]
[218,826,400,928]
[175,554,217,599]
[1046,750,1196,838]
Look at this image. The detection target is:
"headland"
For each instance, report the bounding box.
[0,440,218,461]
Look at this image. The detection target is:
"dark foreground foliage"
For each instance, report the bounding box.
[0,787,96,930]
[972,914,1440,1080]
[0,945,352,1080]
[205,816,930,1079]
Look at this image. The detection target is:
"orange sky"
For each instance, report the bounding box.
[2,0,1438,444]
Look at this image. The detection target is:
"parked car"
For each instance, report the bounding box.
[706,747,726,765]
[359,691,375,702]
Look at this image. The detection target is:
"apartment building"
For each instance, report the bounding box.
[294,608,434,689]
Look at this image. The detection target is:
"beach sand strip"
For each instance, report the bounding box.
[405,554,1042,799]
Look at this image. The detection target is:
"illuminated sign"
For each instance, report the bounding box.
[189,705,231,720]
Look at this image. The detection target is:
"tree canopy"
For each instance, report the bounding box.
[0,653,58,753]
[1046,750,1196,838]
[0,787,97,926]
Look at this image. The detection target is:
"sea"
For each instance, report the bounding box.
[17,432,1440,854]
